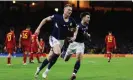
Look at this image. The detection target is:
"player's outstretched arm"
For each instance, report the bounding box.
[71,26,79,41]
[36,38,42,49]
[35,15,54,34]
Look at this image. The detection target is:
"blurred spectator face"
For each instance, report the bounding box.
[64,6,72,17]
[83,15,90,24]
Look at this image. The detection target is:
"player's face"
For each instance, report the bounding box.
[10,29,14,32]
[27,28,31,30]
[40,39,43,41]
[64,6,72,17]
[109,33,112,35]
[84,15,90,24]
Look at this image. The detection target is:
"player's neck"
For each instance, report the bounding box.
[63,14,69,19]
[81,20,86,26]
[10,31,14,33]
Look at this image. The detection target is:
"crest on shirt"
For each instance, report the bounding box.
[70,23,72,26]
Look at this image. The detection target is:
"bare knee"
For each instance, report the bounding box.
[53,44,61,54]
[47,49,53,61]
[76,53,82,61]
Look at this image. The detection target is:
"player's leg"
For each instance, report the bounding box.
[32,46,41,63]
[22,45,27,65]
[60,45,67,59]
[70,43,84,80]
[23,51,28,65]
[106,47,112,62]
[7,53,11,65]
[36,52,41,63]
[27,46,31,64]
[35,36,63,78]
[71,53,83,80]
[64,50,73,61]
[34,48,53,77]
[7,48,13,65]
[61,39,69,59]
[42,44,61,78]
[64,42,76,62]
[29,52,34,63]
[29,46,34,63]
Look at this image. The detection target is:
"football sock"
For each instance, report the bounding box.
[73,60,80,74]
[23,53,27,63]
[48,53,59,69]
[29,53,33,62]
[61,50,66,59]
[36,54,40,62]
[44,68,50,76]
[109,53,112,59]
[7,57,11,64]
[39,59,49,72]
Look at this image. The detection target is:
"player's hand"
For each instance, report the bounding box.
[87,34,91,37]
[4,46,6,51]
[68,37,75,43]
[71,37,75,42]
[70,36,76,42]
[69,28,76,32]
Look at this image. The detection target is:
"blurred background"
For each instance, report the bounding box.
[0,1,132,54]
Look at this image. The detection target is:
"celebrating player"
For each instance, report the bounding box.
[63,12,91,80]
[5,27,16,65]
[29,33,42,63]
[19,25,32,65]
[34,4,76,79]
[105,31,116,62]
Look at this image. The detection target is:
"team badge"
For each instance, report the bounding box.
[70,23,72,26]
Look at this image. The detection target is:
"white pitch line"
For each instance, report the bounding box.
[88,61,96,63]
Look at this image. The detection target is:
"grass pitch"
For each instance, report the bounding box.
[0,57,133,80]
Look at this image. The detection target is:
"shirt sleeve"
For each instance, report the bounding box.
[13,33,16,46]
[51,14,56,21]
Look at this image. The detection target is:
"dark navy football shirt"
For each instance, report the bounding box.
[51,14,76,40]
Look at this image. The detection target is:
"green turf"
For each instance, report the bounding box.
[0,57,133,80]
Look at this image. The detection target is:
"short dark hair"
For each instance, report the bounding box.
[26,25,31,29]
[64,4,72,8]
[80,12,91,19]
[10,27,14,31]
[108,31,112,34]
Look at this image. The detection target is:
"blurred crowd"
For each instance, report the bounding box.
[0,34,133,54]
